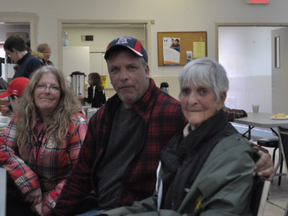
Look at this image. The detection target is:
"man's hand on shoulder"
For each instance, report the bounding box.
[253,146,274,180]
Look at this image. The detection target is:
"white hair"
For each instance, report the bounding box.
[179,57,229,102]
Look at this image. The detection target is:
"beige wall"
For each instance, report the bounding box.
[1,1,288,110]
[2,0,287,74]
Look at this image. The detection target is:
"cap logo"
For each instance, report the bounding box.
[12,89,18,95]
[116,37,128,45]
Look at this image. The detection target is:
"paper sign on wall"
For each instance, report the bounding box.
[163,37,180,65]
[193,42,205,58]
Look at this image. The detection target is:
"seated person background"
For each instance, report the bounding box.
[51,37,273,216]
[101,58,265,216]
[0,77,30,136]
[0,77,30,111]
[0,66,88,216]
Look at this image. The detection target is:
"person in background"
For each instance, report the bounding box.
[37,43,54,66]
[0,77,30,136]
[51,37,273,216]
[100,57,261,216]
[4,35,43,79]
[0,77,30,111]
[0,65,88,216]
[2,35,43,115]
[78,72,106,108]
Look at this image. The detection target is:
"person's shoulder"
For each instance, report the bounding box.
[213,134,255,159]
[154,90,181,107]
[27,53,43,65]
[70,112,88,124]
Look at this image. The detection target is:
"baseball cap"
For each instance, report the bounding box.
[0,77,30,98]
[104,36,148,62]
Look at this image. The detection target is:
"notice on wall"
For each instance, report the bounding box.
[101,75,108,88]
[193,42,205,58]
[163,37,180,65]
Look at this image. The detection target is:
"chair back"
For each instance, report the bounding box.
[250,176,271,216]
[278,126,288,216]
[279,126,288,173]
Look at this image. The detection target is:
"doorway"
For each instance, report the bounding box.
[217,23,288,114]
[58,20,151,74]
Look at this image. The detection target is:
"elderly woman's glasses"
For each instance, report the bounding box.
[36,84,60,92]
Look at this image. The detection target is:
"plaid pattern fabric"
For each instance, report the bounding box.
[223,106,247,121]
[0,112,88,215]
[52,79,188,216]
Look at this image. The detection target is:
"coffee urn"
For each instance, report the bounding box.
[70,71,86,98]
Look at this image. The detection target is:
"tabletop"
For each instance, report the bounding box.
[233,112,288,128]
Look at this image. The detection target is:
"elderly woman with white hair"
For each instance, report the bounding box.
[101,57,262,216]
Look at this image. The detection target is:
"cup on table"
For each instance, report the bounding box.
[252,104,259,113]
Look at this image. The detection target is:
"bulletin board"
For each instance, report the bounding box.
[157,31,207,66]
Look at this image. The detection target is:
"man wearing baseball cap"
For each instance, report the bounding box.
[52,37,273,216]
[52,36,186,215]
[0,77,30,112]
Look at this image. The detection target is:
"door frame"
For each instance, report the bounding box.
[58,19,152,72]
[0,12,38,51]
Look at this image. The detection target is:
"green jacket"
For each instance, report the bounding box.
[102,134,256,216]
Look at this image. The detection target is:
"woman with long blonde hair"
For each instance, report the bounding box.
[0,65,88,216]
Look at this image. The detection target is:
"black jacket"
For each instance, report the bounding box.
[83,86,106,108]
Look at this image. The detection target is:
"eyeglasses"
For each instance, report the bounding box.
[36,84,60,92]
[6,52,11,57]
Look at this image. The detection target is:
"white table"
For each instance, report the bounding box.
[233,112,288,139]
[234,112,288,181]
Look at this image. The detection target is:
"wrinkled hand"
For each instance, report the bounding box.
[1,107,11,116]
[24,188,42,207]
[31,202,43,216]
[253,146,274,180]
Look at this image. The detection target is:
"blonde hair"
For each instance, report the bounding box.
[16,66,81,148]
[31,52,44,59]
[37,43,51,53]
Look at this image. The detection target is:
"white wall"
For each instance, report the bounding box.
[64,27,145,52]
[219,27,282,113]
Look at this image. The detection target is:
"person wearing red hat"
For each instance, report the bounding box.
[0,77,30,111]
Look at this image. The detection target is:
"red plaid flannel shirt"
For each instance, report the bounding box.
[0,112,88,215]
[52,79,187,215]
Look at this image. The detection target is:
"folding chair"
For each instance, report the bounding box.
[250,176,271,216]
[278,126,288,216]
[0,167,7,216]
